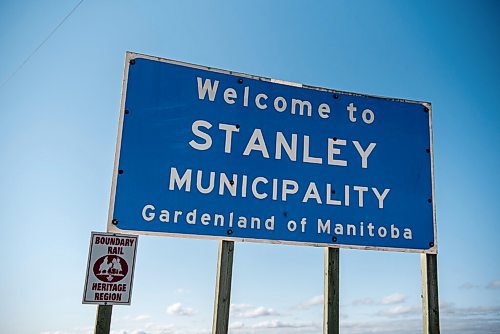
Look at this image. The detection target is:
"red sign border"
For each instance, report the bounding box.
[82,231,138,305]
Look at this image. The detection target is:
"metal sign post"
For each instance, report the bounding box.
[421,253,440,334]
[324,247,340,334]
[94,305,113,334]
[212,240,235,334]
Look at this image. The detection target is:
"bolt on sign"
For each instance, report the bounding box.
[107,52,436,253]
[83,232,138,305]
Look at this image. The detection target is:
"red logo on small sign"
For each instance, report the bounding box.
[92,255,129,283]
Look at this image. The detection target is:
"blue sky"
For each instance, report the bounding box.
[0,1,499,334]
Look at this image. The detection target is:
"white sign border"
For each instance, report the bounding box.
[107,51,437,254]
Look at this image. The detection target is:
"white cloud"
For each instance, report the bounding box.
[166,302,195,316]
[340,318,421,334]
[352,297,375,306]
[349,293,404,307]
[41,331,86,334]
[230,304,278,318]
[378,305,419,317]
[38,309,500,334]
[123,315,152,321]
[486,280,500,289]
[381,293,406,305]
[341,316,500,334]
[252,319,319,329]
[459,282,478,289]
[40,328,94,334]
[142,322,176,333]
[441,303,500,318]
[296,295,323,310]
[229,321,245,329]
[108,323,209,334]
[441,317,500,333]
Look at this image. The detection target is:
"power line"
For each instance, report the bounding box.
[0,0,85,90]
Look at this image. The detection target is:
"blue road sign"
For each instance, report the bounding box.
[108,52,436,253]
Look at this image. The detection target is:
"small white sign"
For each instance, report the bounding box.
[83,232,138,305]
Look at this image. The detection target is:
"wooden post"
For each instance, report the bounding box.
[212,240,235,334]
[94,305,112,334]
[324,247,340,334]
[421,253,440,334]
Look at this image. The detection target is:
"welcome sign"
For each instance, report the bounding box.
[107,52,436,253]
